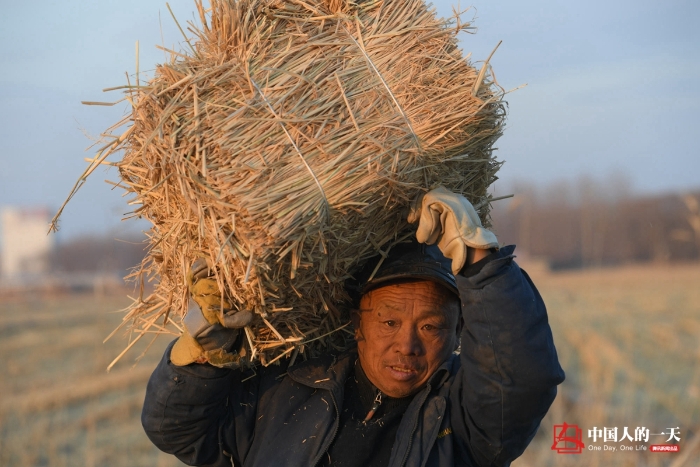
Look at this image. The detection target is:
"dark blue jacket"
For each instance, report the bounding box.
[142,246,565,466]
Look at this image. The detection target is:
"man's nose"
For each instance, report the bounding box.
[394,324,423,356]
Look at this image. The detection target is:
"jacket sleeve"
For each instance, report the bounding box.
[141,340,263,466]
[449,245,565,467]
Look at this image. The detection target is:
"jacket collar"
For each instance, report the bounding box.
[428,353,459,389]
[287,349,356,391]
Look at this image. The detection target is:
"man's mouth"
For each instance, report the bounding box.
[385,364,422,382]
[389,366,416,374]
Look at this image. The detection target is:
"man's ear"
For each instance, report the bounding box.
[456,316,463,335]
[453,316,463,351]
[351,309,362,341]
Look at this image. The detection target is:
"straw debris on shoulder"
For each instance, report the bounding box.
[54,0,505,368]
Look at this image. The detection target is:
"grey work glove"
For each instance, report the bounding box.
[408,186,499,274]
[170,258,253,368]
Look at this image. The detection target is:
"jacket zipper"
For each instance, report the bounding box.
[363,390,383,422]
[398,384,431,467]
[312,390,340,467]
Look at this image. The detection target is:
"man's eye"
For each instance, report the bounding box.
[384,320,397,327]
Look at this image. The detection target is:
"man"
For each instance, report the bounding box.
[142,187,565,466]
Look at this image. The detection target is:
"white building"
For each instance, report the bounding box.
[1,206,53,279]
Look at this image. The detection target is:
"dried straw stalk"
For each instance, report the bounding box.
[54,0,505,367]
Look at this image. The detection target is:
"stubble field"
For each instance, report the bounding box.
[0,293,184,467]
[514,262,700,467]
[1,261,698,466]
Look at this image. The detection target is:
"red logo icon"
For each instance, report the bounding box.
[650,445,680,452]
[552,423,585,454]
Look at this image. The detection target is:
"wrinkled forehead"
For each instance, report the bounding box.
[359,279,460,315]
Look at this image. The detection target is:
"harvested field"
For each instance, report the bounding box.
[513,261,700,467]
[1,262,698,466]
[0,294,184,467]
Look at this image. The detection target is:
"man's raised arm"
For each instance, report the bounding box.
[409,187,565,466]
[141,259,263,466]
[452,247,564,466]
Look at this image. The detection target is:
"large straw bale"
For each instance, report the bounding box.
[56,0,505,367]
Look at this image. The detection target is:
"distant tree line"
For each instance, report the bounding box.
[46,181,700,276]
[491,179,700,270]
[49,234,147,276]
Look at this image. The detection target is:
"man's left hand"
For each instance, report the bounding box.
[408,186,498,274]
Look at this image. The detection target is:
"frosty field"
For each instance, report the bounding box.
[1,261,698,466]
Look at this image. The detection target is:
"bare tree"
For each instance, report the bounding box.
[491,177,699,270]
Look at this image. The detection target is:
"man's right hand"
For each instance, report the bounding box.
[170,258,253,368]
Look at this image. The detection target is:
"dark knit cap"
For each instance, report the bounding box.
[347,239,458,306]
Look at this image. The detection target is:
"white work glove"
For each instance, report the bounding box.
[408,186,499,274]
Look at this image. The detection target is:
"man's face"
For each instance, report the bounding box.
[354,280,460,398]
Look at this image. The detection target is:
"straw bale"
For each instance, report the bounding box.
[56,0,505,366]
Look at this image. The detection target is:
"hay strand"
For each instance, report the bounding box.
[56,0,506,367]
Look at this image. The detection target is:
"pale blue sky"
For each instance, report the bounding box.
[1,0,698,238]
